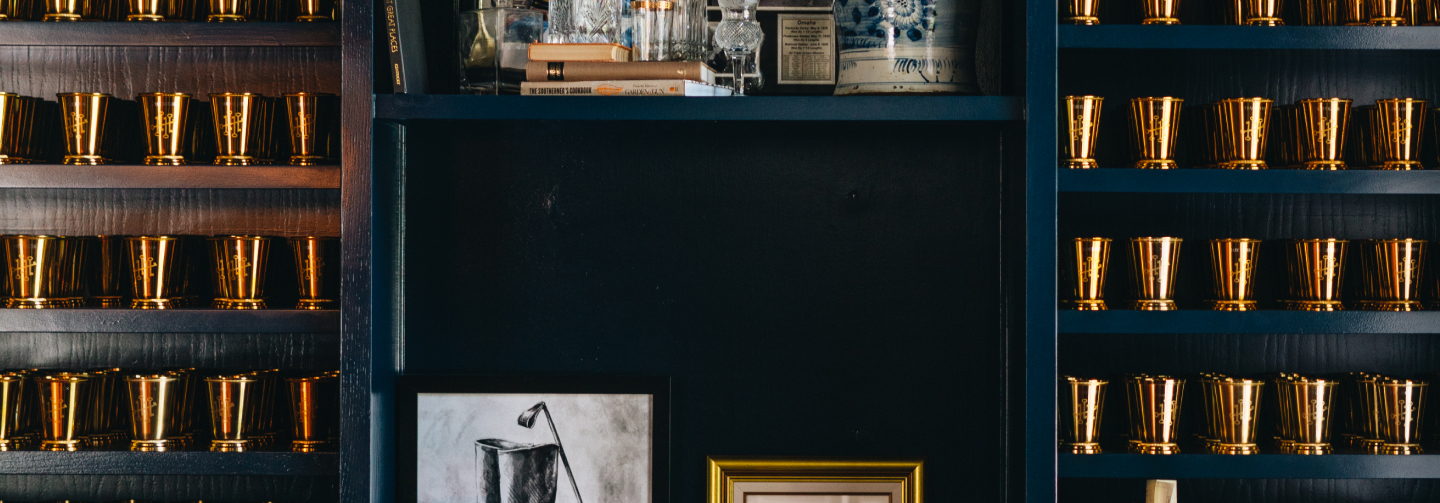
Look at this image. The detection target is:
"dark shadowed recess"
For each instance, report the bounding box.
[1061,478,1440,503]
[0,474,336,502]
[399,119,1005,502]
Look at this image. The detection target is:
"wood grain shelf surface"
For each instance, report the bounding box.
[1060,310,1440,334]
[0,165,339,189]
[0,22,340,47]
[0,451,337,475]
[1059,168,1440,194]
[0,309,339,333]
[1060,453,1440,478]
[373,94,1025,121]
[1059,25,1440,50]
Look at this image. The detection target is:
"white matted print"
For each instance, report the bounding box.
[416,393,653,503]
[734,481,902,503]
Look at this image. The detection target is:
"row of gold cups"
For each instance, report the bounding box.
[0,92,337,166]
[1064,0,1440,26]
[0,368,338,452]
[1063,96,1437,171]
[0,0,336,21]
[1063,237,1430,311]
[2,235,338,310]
[1062,373,1429,455]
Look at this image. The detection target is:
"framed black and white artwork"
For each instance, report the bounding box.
[397,375,670,503]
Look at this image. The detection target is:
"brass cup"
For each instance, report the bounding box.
[43,0,91,20]
[1216,98,1273,170]
[1283,378,1338,455]
[138,93,191,166]
[1205,378,1263,455]
[1208,238,1261,311]
[1062,96,1103,169]
[1284,238,1348,311]
[1244,0,1284,25]
[1354,374,1388,453]
[0,0,33,20]
[1357,239,1425,311]
[1129,97,1183,169]
[291,236,339,310]
[5,235,80,309]
[57,92,111,165]
[1297,98,1351,170]
[1126,375,1184,454]
[285,93,336,166]
[1370,0,1415,25]
[210,235,270,310]
[1062,0,1099,24]
[1141,0,1180,24]
[287,373,338,452]
[90,236,126,308]
[164,368,198,444]
[207,0,245,20]
[1128,237,1182,311]
[1061,237,1110,310]
[1378,379,1426,455]
[1297,0,1339,24]
[1218,0,1243,24]
[126,236,185,310]
[0,93,35,164]
[35,372,89,452]
[294,0,331,21]
[1060,376,1107,454]
[205,374,258,452]
[210,93,263,165]
[125,373,180,452]
[1340,0,1369,24]
[125,0,163,20]
[0,373,29,451]
[1372,98,1427,170]
[82,368,121,450]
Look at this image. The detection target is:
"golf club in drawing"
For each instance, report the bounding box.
[519,402,583,503]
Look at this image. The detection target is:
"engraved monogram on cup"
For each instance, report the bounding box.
[220,112,246,138]
[134,256,158,280]
[68,111,87,136]
[153,112,176,139]
[293,113,314,141]
[300,255,323,283]
[12,256,34,280]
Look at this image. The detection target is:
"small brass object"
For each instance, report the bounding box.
[1369,0,1417,25]
[206,373,259,452]
[1062,237,1110,310]
[207,0,245,21]
[0,93,36,164]
[1377,379,1426,454]
[35,372,90,452]
[291,236,339,310]
[295,0,331,21]
[1357,238,1425,311]
[1296,98,1350,170]
[284,93,336,166]
[1277,376,1338,455]
[57,92,111,165]
[90,236,126,308]
[43,0,93,20]
[1208,238,1261,311]
[1126,375,1184,454]
[1141,0,1180,24]
[1202,376,1263,455]
[1371,98,1427,170]
[210,235,270,309]
[1129,97,1183,169]
[1128,237,1181,311]
[1284,238,1347,311]
[126,236,185,310]
[0,373,30,451]
[4,235,83,309]
[138,93,191,166]
[1062,96,1103,169]
[210,93,264,165]
[1062,0,1099,24]
[1243,0,1284,25]
[125,373,181,452]
[287,373,339,452]
[1060,376,1106,454]
[1215,98,1273,170]
[1297,0,1339,24]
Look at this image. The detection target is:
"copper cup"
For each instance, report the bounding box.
[126,236,185,310]
[125,373,181,452]
[138,93,191,166]
[210,93,263,165]
[206,0,245,21]
[1377,379,1426,454]
[206,374,258,452]
[1208,238,1262,311]
[1061,376,1107,454]
[291,236,339,310]
[287,373,338,452]
[1128,237,1182,311]
[57,92,111,165]
[1353,373,1389,453]
[1372,98,1427,170]
[1284,238,1348,311]
[1370,0,1417,25]
[1244,0,1284,25]
[1204,377,1264,455]
[1129,97,1183,169]
[210,235,270,309]
[1126,375,1184,454]
[1297,98,1351,170]
[1281,377,1339,455]
[285,93,336,166]
[5,235,80,309]
[1215,98,1273,170]
[1298,0,1340,24]
[1358,238,1425,311]
[1141,0,1180,24]
[35,372,89,451]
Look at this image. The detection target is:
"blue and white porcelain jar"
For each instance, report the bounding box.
[833,0,978,95]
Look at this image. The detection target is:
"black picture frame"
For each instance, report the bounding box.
[396,375,671,503]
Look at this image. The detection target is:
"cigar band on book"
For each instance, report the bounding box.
[547,63,565,81]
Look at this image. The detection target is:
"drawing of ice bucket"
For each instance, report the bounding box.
[475,439,560,503]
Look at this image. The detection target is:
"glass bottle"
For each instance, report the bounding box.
[458,0,546,94]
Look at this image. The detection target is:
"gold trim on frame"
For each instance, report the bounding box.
[707,456,924,503]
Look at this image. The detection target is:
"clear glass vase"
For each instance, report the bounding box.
[545,0,623,43]
[458,0,545,94]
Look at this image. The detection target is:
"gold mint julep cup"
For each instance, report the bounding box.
[1062,0,1100,24]
[0,93,34,164]
[1297,98,1351,170]
[285,93,335,166]
[206,373,258,452]
[1217,98,1273,170]
[125,373,181,452]
[1127,375,1184,454]
[58,92,110,165]
[1061,377,1107,454]
[36,372,89,452]
[1285,238,1348,311]
[291,236,338,309]
[1378,379,1426,454]
[1280,377,1339,455]
[1359,238,1425,311]
[127,236,184,310]
[1244,0,1285,25]
[138,93,191,166]
[210,93,262,165]
[1209,238,1262,311]
[1129,97,1183,169]
[1373,98,1427,170]
[1129,237,1181,311]
[1062,237,1110,310]
[1141,0,1180,24]
[211,235,270,309]
[287,373,338,452]
[0,373,28,451]
[1204,376,1264,455]
[1063,96,1103,169]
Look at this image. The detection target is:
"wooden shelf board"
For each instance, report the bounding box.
[373,94,1025,121]
[1059,25,1440,50]
[1058,168,1440,194]
[0,309,339,333]
[0,22,340,47]
[1060,453,1440,478]
[1060,310,1440,334]
[0,164,339,189]
[0,451,336,475]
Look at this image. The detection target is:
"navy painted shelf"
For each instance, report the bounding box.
[0,165,339,189]
[1059,168,1440,194]
[1059,25,1440,50]
[0,452,336,475]
[373,94,1024,121]
[0,309,339,333]
[0,22,339,47]
[1060,454,1440,479]
[1060,310,1440,334]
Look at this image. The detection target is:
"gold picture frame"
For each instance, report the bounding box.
[707,456,924,503]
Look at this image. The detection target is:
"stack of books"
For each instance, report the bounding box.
[521,44,732,97]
